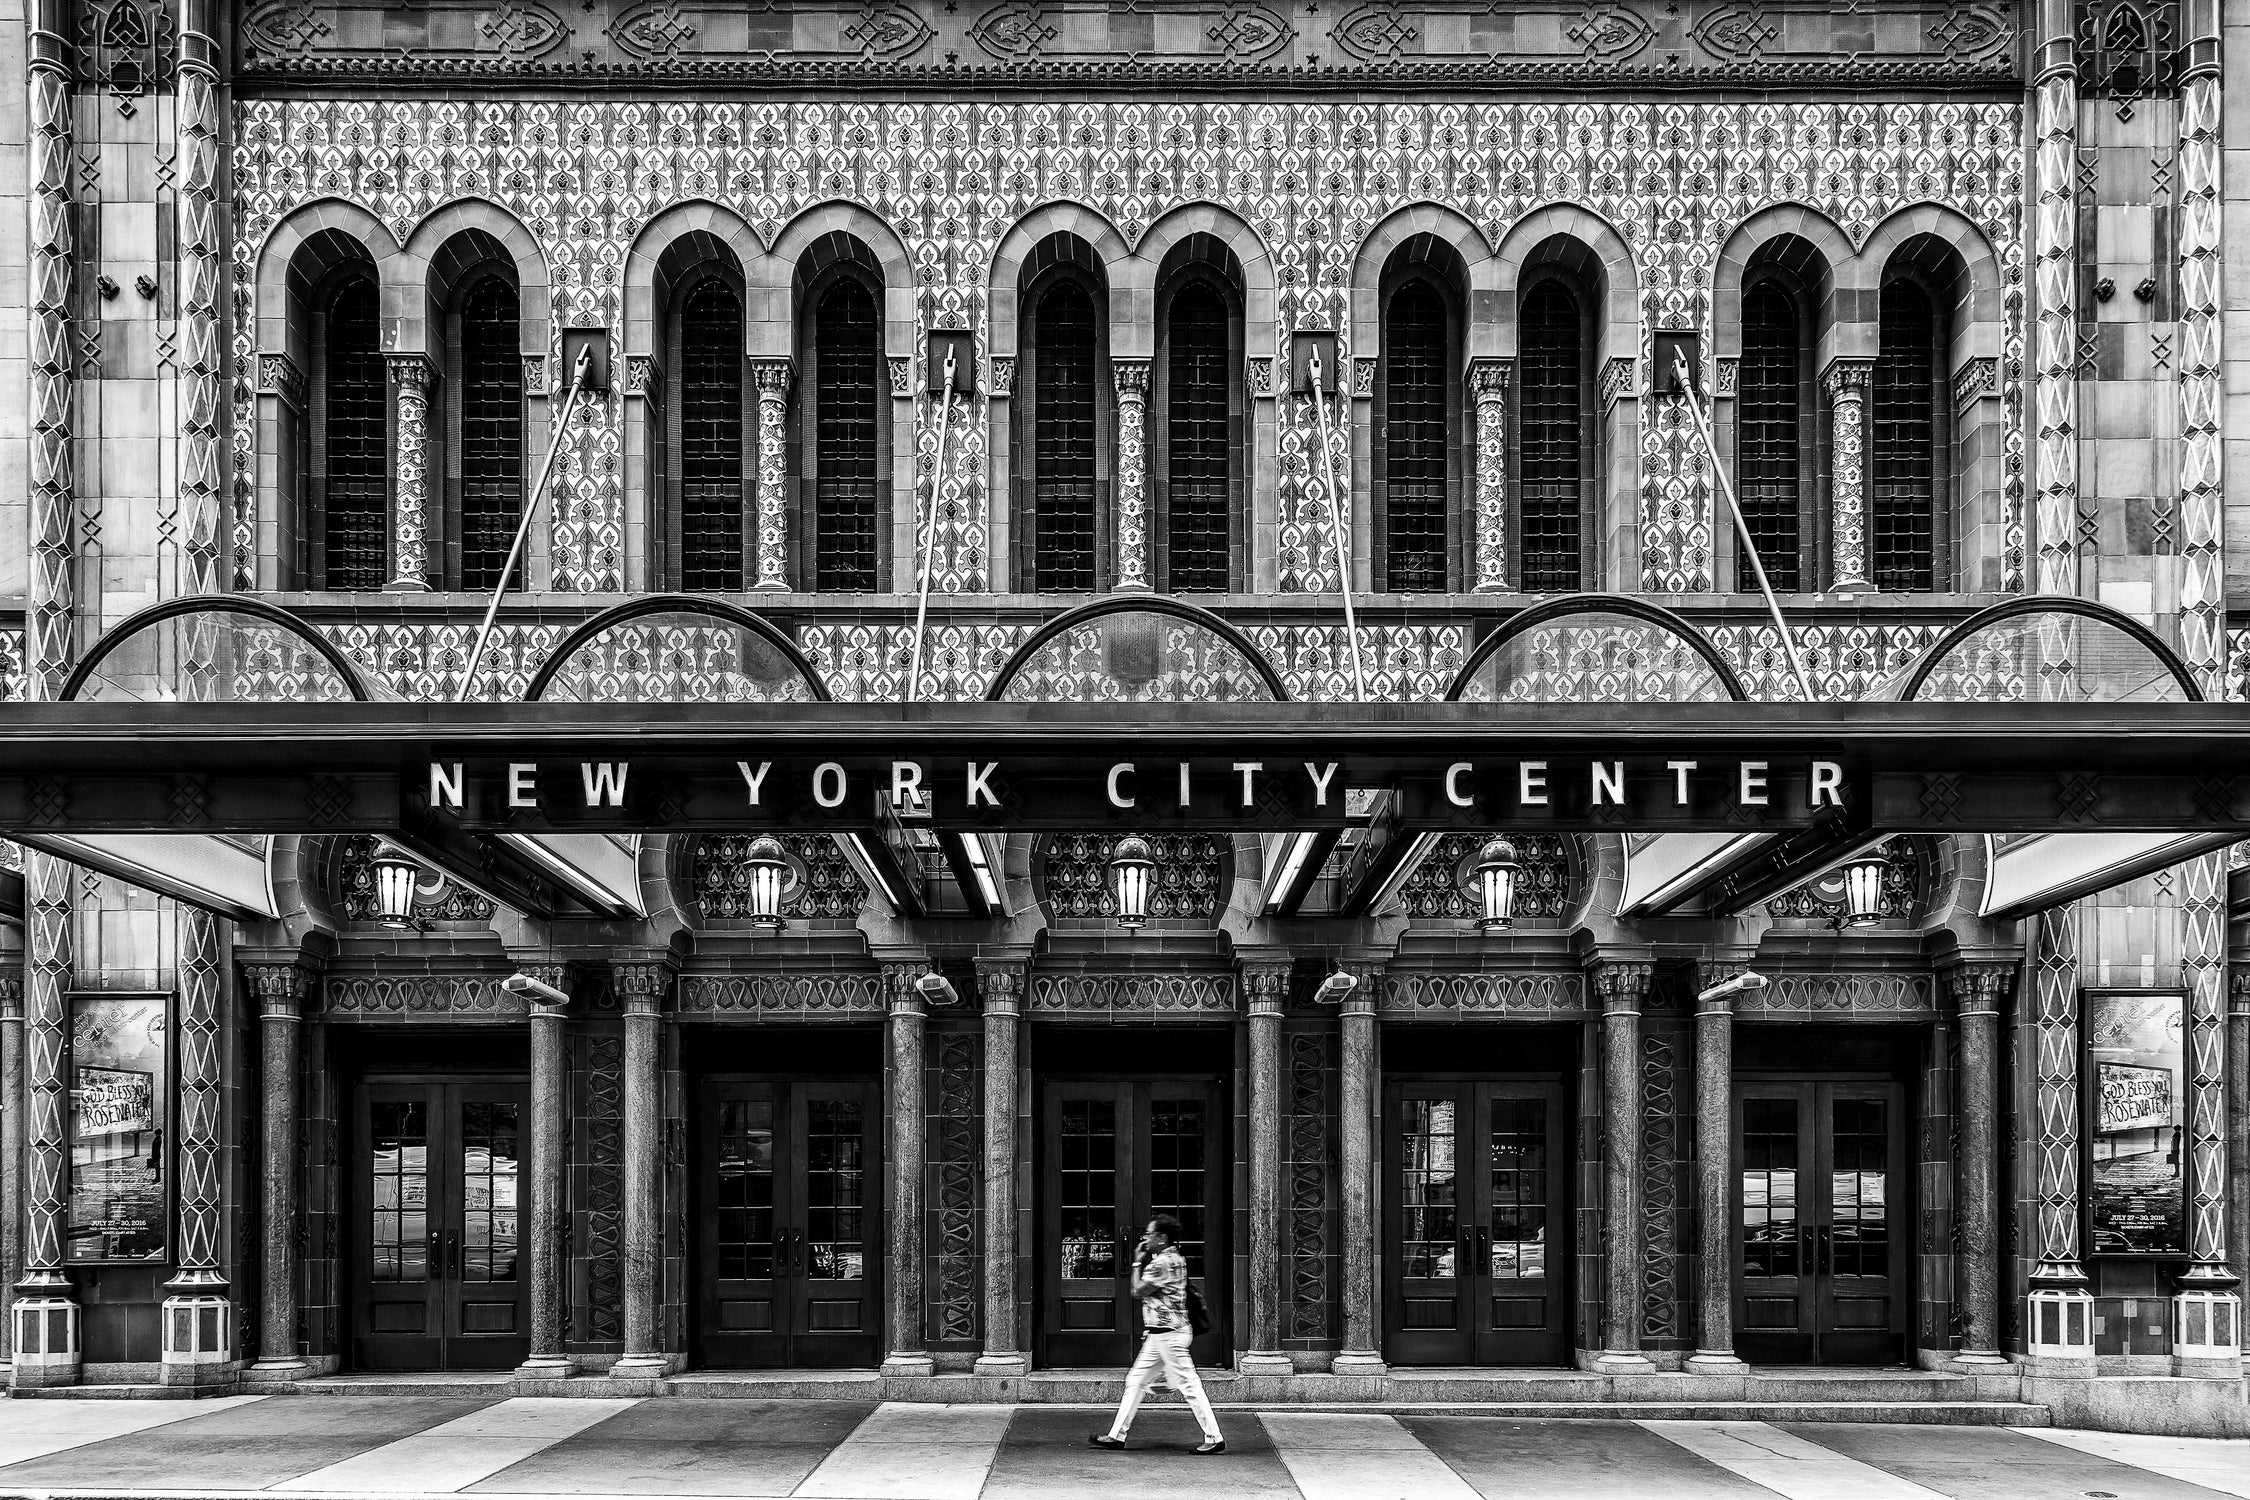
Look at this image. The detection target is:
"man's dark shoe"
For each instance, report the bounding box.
[1194,1439,1227,1455]
[1089,1434,1126,1451]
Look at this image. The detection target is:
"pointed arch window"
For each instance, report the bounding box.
[1159,279,1237,592]
[1872,279,1940,592]
[808,277,881,592]
[1380,279,1452,592]
[674,276,748,590]
[314,273,387,591]
[452,274,524,593]
[1737,279,1805,592]
[1516,279,1585,592]
[1025,278,1100,592]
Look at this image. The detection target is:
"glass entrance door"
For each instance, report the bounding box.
[351,1080,528,1371]
[1039,1079,1227,1366]
[697,1079,880,1367]
[1736,1081,1907,1364]
[1383,1080,1570,1365]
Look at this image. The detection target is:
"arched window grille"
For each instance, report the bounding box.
[1163,280,1234,592]
[1382,279,1449,592]
[809,277,881,592]
[677,277,747,590]
[317,274,387,591]
[1873,279,1939,592]
[1028,279,1099,592]
[1738,279,1804,592]
[455,275,523,592]
[1517,279,1584,592]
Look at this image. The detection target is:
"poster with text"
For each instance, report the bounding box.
[2090,991,2186,1255]
[66,994,166,1262]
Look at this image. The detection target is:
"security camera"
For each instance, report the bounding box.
[1313,971,1358,1005]
[503,971,570,1006]
[915,972,961,1008]
[1697,970,1768,1004]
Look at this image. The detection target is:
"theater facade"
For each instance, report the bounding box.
[2,0,2250,1438]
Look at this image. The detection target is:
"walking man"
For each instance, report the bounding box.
[1090,1213,1225,1454]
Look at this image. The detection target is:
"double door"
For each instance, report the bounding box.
[1736,1080,1907,1364]
[697,1078,881,1367]
[1383,1079,1571,1365]
[352,1080,529,1371]
[1040,1079,1227,1366]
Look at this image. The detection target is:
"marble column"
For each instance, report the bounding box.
[1333,970,1386,1375]
[1112,360,1152,592]
[881,962,935,1376]
[750,359,793,590]
[1591,960,1655,1373]
[516,979,573,1381]
[1686,976,1741,1373]
[244,962,316,1381]
[1946,961,2013,1367]
[386,355,436,590]
[1469,359,1511,591]
[1240,961,1292,1375]
[1823,359,1875,590]
[2026,905,2094,1363]
[612,962,673,1382]
[973,961,1027,1375]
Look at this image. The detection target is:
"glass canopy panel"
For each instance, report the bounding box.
[1453,610,1737,704]
[532,610,823,703]
[1899,610,2193,704]
[68,605,372,704]
[995,611,1281,703]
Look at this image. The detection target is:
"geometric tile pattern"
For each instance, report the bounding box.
[1042,833,1223,921]
[0,627,22,702]
[1640,1027,1680,1344]
[1395,831,1571,920]
[2030,69,2079,596]
[929,1028,980,1346]
[2029,905,2084,1279]
[581,1031,624,1344]
[1286,1027,1332,1342]
[230,99,2024,594]
[20,850,73,1281]
[173,908,226,1278]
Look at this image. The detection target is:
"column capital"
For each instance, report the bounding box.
[749,356,795,395]
[1111,358,1150,397]
[515,961,570,1022]
[239,959,320,1020]
[1336,959,1384,1017]
[973,958,1026,1018]
[1821,356,1875,396]
[1940,959,2017,1017]
[1591,958,1654,1009]
[611,960,674,1017]
[882,958,933,1016]
[1241,958,1291,1016]
[1468,356,1513,395]
[385,351,438,394]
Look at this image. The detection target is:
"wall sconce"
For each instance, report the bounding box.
[742,834,791,932]
[369,846,425,928]
[1474,837,1521,931]
[1108,834,1156,930]
[1840,851,1889,927]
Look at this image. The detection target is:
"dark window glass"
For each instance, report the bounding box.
[1166,281,1232,592]
[1384,280,1448,592]
[1872,280,1937,592]
[1828,1097,1890,1278]
[458,277,523,592]
[680,278,745,590]
[322,276,387,591]
[1518,281,1583,592]
[1740,1097,1800,1279]
[714,1098,775,1281]
[813,279,879,592]
[1738,281,1803,592]
[1148,1099,1209,1279]
[1058,1098,1117,1281]
[1031,280,1098,592]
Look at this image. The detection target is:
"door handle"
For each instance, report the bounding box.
[427,1227,444,1282]
[447,1231,461,1280]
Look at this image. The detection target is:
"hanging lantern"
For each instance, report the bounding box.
[1109,835,1157,930]
[369,847,424,928]
[1473,837,1522,931]
[742,835,791,931]
[1841,851,1889,927]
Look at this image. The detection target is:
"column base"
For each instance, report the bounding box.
[243,1358,313,1386]
[14,1292,81,1389]
[513,1354,576,1384]
[159,1291,235,1385]
[1329,1351,1389,1377]
[1236,1351,1293,1377]
[1947,1349,2012,1368]
[1684,1351,1747,1373]
[972,1353,1030,1377]
[1829,576,1878,593]
[383,578,431,593]
[2173,1286,2242,1376]
[608,1353,678,1386]
[880,1353,936,1377]
[1110,581,1154,595]
[1579,1349,1657,1375]
[749,581,789,593]
[2026,1286,2096,1363]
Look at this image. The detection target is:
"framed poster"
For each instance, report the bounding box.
[2088,990,2186,1256]
[66,993,168,1263]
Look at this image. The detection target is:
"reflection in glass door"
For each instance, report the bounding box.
[698,1079,880,1367]
[1384,1080,1569,1365]
[352,1081,528,1370]
[1736,1081,1906,1364]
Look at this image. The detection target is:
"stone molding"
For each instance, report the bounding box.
[1026,972,1237,1017]
[676,972,884,1016]
[325,973,531,1018]
[1735,971,1938,1017]
[1380,971,1588,1015]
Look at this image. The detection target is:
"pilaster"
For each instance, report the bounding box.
[2026,906,2095,1370]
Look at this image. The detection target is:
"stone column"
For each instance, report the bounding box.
[973,960,1027,1375]
[0,962,23,1363]
[14,850,76,1388]
[1333,970,1386,1375]
[1112,360,1152,592]
[515,978,573,1382]
[1591,960,1655,1373]
[244,962,316,1381]
[2177,851,2242,1375]
[612,962,673,1383]
[1686,975,1742,1374]
[1240,961,1292,1376]
[387,355,436,590]
[750,359,794,591]
[1945,961,2013,1368]
[2025,906,2094,1365]
[1823,359,1875,591]
[2228,967,2250,1294]
[881,961,935,1376]
[160,910,233,1386]
[1469,359,1511,591]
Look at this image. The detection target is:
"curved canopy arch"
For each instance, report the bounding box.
[986,596,1289,703]
[525,595,832,703]
[61,595,384,704]
[1445,594,1747,704]
[1891,597,2202,704]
